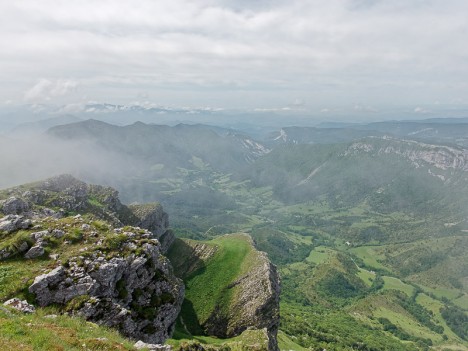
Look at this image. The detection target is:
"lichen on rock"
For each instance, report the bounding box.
[28,228,184,344]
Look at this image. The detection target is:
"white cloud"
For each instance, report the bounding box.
[0,0,467,108]
[414,107,431,114]
[24,79,78,102]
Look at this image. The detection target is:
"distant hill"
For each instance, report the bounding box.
[11,114,82,135]
[48,120,269,173]
[251,137,468,218]
[269,118,468,147]
[266,126,385,145]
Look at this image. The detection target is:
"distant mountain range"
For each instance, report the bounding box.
[11,114,82,134]
[1,116,467,350]
[48,119,269,173]
[268,120,468,147]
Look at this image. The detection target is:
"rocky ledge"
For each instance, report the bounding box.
[169,234,281,351]
[29,228,184,344]
[205,235,280,351]
[0,175,183,344]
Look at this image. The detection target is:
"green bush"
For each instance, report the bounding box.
[64,228,84,243]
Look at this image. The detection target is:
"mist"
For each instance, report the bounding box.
[0,133,140,191]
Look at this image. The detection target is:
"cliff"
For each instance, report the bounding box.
[168,234,280,351]
[0,175,184,344]
[0,175,281,350]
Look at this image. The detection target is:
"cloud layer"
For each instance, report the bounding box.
[1,0,467,109]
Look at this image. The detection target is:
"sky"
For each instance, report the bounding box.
[1,0,468,112]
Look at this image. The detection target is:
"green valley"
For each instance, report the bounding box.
[1,121,468,350]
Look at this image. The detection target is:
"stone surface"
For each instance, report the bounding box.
[18,241,29,253]
[24,245,45,259]
[158,230,175,254]
[0,215,32,233]
[29,232,184,344]
[3,298,35,313]
[2,197,29,215]
[129,203,169,238]
[134,340,172,350]
[30,230,50,242]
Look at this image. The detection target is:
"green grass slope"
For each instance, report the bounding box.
[0,307,135,351]
[167,234,275,349]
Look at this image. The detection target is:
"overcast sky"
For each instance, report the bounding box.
[1,0,467,111]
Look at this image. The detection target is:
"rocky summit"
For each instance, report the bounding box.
[0,175,184,344]
[0,175,281,350]
[169,234,281,351]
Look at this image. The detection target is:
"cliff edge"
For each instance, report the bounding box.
[168,234,280,351]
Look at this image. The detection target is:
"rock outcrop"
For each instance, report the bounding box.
[28,227,184,344]
[213,248,280,351]
[0,175,184,344]
[3,298,36,313]
[169,234,281,351]
[1,197,29,215]
[203,236,280,351]
[134,340,172,351]
[0,174,171,248]
[0,214,32,233]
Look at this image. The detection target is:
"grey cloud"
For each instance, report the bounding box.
[24,79,79,103]
[0,0,467,109]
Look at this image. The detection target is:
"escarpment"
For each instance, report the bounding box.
[169,234,281,351]
[0,175,281,350]
[29,228,184,343]
[0,175,183,344]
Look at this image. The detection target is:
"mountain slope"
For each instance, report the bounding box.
[0,175,184,344]
[11,114,82,135]
[168,234,280,351]
[251,137,468,218]
[48,120,270,174]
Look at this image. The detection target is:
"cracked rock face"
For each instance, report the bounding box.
[171,235,281,351]
[2,197,29,215]
[24,245,45,259]
[29,232,184,344]
[3,298,36,313]
[203,248,281,351]
[0,215,32,233]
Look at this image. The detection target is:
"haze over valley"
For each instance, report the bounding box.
[1,1,468,350]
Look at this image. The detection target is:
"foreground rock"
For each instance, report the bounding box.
[3,298,35,313]
[0,175,184,344]
[0,174,170,235]
[29,229,184,344]
[134,340,172,351]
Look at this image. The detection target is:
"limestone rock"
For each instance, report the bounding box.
[134,340,172,350]
[0,215,32,233]
[2,197,29,215]
[0,249,11,260]
[18,241,29,253]
[52,229,65,238]
[29,233,184,344]
[30,230,50,242]
[158,230,175,254]
[24,245,45,259]
[3,298,35,313]
[129,203,169,237]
